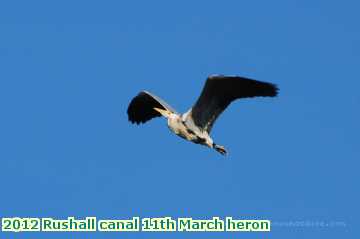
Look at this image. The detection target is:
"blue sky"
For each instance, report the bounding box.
[0,0,359,238]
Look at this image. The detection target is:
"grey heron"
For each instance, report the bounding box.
[127,75,278,155]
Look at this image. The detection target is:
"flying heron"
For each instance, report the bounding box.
[127,75,278,155]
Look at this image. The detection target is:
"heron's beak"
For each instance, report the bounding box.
[153,107,170,118]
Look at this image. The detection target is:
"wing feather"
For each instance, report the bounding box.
[189,75,278,132]
[127,91,177,124]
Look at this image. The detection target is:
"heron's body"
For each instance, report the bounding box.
[167,112,214,147]
[127,75,278,155]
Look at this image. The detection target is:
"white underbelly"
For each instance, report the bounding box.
[167,117,212,146]
[168,123,196,141]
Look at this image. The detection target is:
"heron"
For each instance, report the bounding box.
[127,75,278,155]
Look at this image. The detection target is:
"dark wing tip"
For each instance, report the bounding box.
[127,90,173,125]
[127,91,154,125]
[266,82,279,97]
[248,80,279,99]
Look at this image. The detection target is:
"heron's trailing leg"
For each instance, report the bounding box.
[213,143,227,156]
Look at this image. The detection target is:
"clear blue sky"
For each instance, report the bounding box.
[0,1,359,238]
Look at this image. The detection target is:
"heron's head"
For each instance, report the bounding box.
[153,107,173,118]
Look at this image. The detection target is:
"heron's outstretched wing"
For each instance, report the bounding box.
[188,75,278,132]
[127,91,178,124]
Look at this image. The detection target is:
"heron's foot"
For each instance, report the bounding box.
[213,144,227,156]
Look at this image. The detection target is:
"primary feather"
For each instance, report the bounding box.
[127,91,178,124]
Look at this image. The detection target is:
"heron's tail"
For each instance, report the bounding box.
[213,143,227,156]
